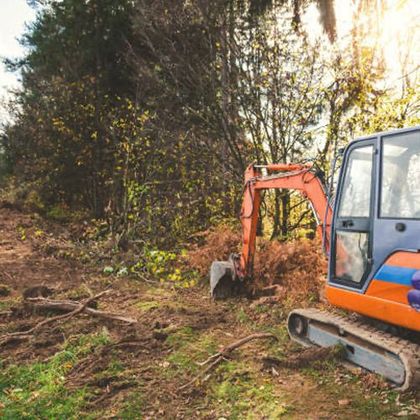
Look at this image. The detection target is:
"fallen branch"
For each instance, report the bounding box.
[0,290,136,346]
[25,296,137,324]
[0,291,108,345]
[179,332,277,391]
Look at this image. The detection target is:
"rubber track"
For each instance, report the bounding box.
[288,308,420,391]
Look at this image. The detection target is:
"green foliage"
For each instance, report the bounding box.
[46,204,72,222]
[131,247,198,287]
[2,0,418,246]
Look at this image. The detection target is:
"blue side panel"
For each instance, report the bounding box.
[375,265,415,286]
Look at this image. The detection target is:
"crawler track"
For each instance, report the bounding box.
[288,308,420,391]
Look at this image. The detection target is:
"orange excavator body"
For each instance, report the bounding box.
[210,126,420,388]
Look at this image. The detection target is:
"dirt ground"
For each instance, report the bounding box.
[0,205,419,419]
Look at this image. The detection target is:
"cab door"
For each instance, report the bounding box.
[373,128,420,272]
[330,140,376,288]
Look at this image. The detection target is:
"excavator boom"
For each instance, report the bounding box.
[211,163,332,298]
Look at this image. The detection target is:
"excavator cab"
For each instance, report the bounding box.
[327,126,420,331]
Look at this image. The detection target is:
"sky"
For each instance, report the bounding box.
[0,0,418,121]
[0,0,36,120]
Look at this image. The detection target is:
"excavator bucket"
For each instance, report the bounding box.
[210,260,237,299]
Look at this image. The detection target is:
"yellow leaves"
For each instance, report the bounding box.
[91,131,98,140]
[51,117,63,126]
[34,229,44,238]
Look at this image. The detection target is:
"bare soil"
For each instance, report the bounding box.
[0,205,419,419]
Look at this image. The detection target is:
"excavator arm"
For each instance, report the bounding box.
[210,163,333,298]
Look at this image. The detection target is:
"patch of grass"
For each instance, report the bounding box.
[94,357,125,382]
[236,307,252,325]
[118,391,144,419]
[350,391,398,418]
[0,299,17,311]
[208,360,289,419]
[301,363,407,418]
[165,326,196,348]
[135,300,160,312]
[0,331,111,418]
[165,328,217,376]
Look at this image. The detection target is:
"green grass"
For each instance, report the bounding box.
[117,391,144,419]
[135,300,159,312]
[207,361,289,419]
[0,331,111,419]
[163,327,218,380]
[0,299,16,311]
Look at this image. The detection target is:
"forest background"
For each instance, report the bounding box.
[0,0,419,252]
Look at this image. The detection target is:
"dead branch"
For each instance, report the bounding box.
[0,290,126,346]
[25,296,137,324]
[179,332,277,391]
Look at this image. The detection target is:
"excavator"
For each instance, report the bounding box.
[210,126,420,390]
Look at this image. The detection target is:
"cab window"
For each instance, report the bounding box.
[381,130,420,219]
